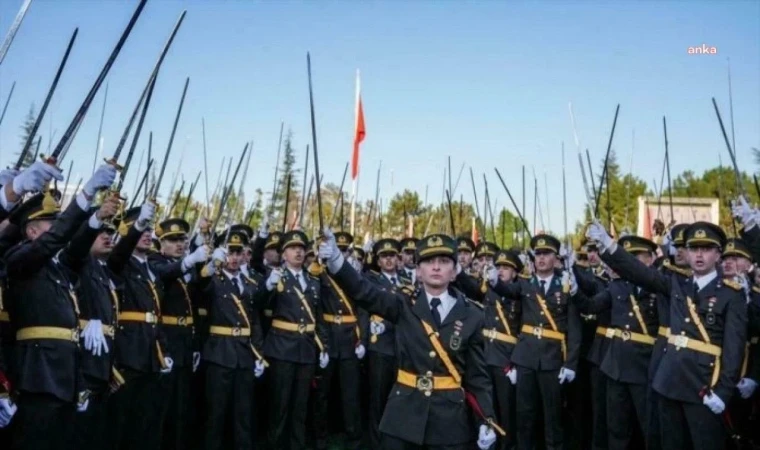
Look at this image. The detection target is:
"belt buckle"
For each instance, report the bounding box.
[605,328,615,339]
[334,314,343,325]
[416,375,433,396]
[621,330,631,341]
[298,323,306,334]
[145,312,156,323]
[232,327,242,337]
[178,316,187,326]
[532,326,543,339]
[674,335,689,350]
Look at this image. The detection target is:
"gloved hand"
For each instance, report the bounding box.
[732,196,756,230]
[738,378,758,399]
[192,352,201,373]
[211,247,227,264]
[562,270,578,296]
[183,245,208,270]
[0,396,17,428]
[487,265,498,287]
[258,217,269,238]
[559,244,568,259]
[161,357,174,374]
[506,367,517,385]
[348,255,363,273]
[477,424,497,450]
[0,168,19,186]
[370,321,386,336]
[703,392,726,414]
[12,161,64,195]
[136,201,156,230]
[83,164,118,197]
[254,360,265,378]
[82,319,109,357]
[558,367,576,384]
[362,239,374,253]
[355,344,366,360]
[319,352,329,369]
[586,220,615,253]
[193,232,205,248]
[318,228,344,273]
[266,268,282,291]
[76,391,90,413]
[736,274,750,299]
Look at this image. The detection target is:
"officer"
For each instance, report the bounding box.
[320,230,498,450]
[457,236,475,272]
[587,220,747,450]
[399,237,418,284]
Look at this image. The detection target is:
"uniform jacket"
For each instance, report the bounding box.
[317,268,369,360]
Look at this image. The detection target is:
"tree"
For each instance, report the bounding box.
[271,129,300,226]
[16,103,37,168]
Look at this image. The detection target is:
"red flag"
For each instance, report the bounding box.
[351,70,365,180]
[643,205,652,239]
[471,217,479,243]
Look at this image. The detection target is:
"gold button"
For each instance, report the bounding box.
[625,325,630,329]
[681,331,686,335]
[429,351,436,358]
[685,318,691,323]
[424,391,432,397]
[426,371,433,377]
[628,312,633,317]
[540,312,545,316]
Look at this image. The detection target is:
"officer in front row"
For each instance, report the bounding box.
[319,230,499,450]
[587,220,747,450]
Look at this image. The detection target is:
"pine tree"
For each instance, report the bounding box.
[271,129,300,227]
[16,103,37,168]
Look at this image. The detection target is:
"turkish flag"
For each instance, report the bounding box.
[351,70,366,180]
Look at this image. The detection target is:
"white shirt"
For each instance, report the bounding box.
[693,270,718,292]
[536,274,554,294]
[223,269,243,294]
[405,267,416,284]
[427,290,456,322]
[132,255,155,282]
[382,271,399,286]
[287,267,307,291]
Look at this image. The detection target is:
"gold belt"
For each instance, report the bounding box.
[17,326,79,342]
[658,327,670,338]
[209,326,251,337]
[78,320,115,338]
[197,308,208,317]
[396,369,460,396]
[322,314,357,325]
[611,328,655,345]
[118,311,158,324]
[271,319,315,334]
[0,311,9,322]
[596,326,610,337]
[521,324,565,341]
[161,315,194,326]
[668,334,722,356]
[482,328,517,344]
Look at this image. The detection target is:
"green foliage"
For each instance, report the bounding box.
[16,103,37,168]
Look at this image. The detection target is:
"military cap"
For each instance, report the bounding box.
[150,237,161,253]
[374,238,400,256]
[231,224,254,241]
[670,223,690,247]
[335,232,354,250]
[214,228,249,249]
[723,238,752,261]
[306,240,315,257]
[265,231,283,250]
[353,246,366,261]
[531,234,561,254]
[415,234,457,262]
[9,189,61,227]
[494,249,524,272]
[400,238,418,253]
[156,218,190,240]
[282,230,308,250]
[619,235,657,254]
[684,221,726,249]
[457,236,475,253]
[117,207,144,237]
[474,241,500,258]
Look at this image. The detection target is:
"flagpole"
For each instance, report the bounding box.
[350,69,361,237]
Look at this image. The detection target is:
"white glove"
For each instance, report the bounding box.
[183,245,208,270]
[703,392,726,414]
[266,268,282,291]
[319,352,329,369]
[558,367,576,384]
[0,169,19,186]
[76,392,90,412]
[362,239,374,253]
[586,220,614,253]
[370,321,386,336]
[12,161,64,195]
[559,244,568,259]
[506,367,517,385]
[355,344,366,360]
[348,255,362,273]
[254,360,265,378]
[562,271,578,296]
[477,424,497,450]
[161,357,174,374]
[136,202,156,230]
[318,228,344,273]
[732,196,756,230]
[487,265,498,287]
[738,378,758,399]
[193,233,205,248]
[192,352,201,373]
[83,164,118,197]
[0,397,17,428]
[82,319,109,357]
[258,217,269,238]
[211,247,227,264]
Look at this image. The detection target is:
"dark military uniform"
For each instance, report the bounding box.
[107,207,172,450]
[200,228,265,450]
[262,230,328,450]
[600,222,747,450]
[5,191,92,450]
[328,234,495,449]
[489,235,582,450]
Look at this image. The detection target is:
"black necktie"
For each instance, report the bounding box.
[390,276,397,286]
[694,281,700,293]
[540,280,546,295]
[295,273,303,290]
[233,277,242,294]
[430,297,442,329]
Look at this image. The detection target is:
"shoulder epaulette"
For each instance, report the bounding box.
[751,285,760,295]
[400,285,415,296]
[467,299,485,309]
[518,273,531,280]
[723,278,742,291]
[242,274,257,285]
[574,261,590,269]
[662,260,692,278]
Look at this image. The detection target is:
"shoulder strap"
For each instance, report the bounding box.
[231,293,269,366]
[495,301,513,336]
[418,318,462,385]
[629,295,649,336]
[326,275,361,341]
[536,294,558,332]
[290,282,325,352]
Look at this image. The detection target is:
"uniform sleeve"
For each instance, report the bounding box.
[573,265,602,297]
[315,280,330,354]
[573,288,612,314]
[330,260,403,324]
[601,246,671,296]
[148,254,185,280]
[492,277,524,300]
[464,312,495,422]
[59,221,101,272]
[715,291,748,402]
[107,225,143,274]
[455,271,487,301]
[565,294,583,372]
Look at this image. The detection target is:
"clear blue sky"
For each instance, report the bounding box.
[1,0,758,234]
